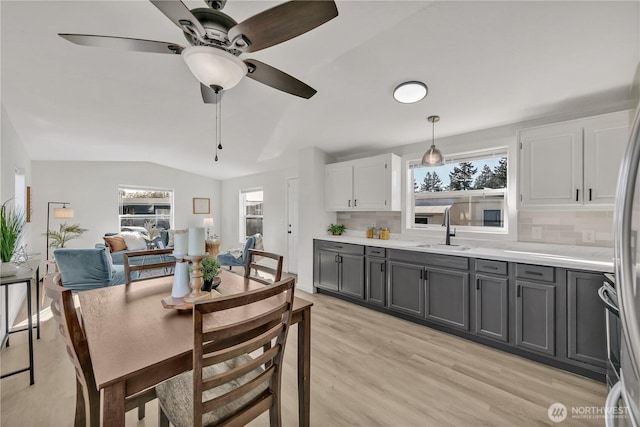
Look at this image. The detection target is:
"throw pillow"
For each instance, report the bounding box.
[119,231,147,251]
[103,235,127,252]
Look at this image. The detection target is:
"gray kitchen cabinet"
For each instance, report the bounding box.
[425,267,469,331]
[315,248,340,291]
[366,247,386,306]
[474,259,509,342]
[314,241,364,299]
[388,260,424,317]
[339,253,365,299]
[475,273,509,342]
[567,271,607,368]
[515,271,556,356]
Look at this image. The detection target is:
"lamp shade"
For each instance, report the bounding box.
[182,46,247,90]
[203,217,214,227]
[53,207,74,219]
[421,145,444,166]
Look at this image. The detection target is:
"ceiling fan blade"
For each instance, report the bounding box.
[244,59,316,99]
[59,34,184,54]
[228,1,338,53]
[201,84,224,104]
[149,0,207,41]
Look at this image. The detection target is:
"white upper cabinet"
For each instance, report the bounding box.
[325,163,353,210]
[326,153,401,211]
[583,113,630,204]
[519,111,629,208]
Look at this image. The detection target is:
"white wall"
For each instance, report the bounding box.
[1,105,33,345]
[219,166,297,260]
[31,161,221,258]
[297,147,336,293]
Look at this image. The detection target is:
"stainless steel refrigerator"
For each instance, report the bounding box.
[608,64,640,427]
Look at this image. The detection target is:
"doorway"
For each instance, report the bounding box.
[286,177,299,274]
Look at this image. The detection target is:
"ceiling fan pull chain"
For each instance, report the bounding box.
[218,95,223,150]
[214,90,219,162]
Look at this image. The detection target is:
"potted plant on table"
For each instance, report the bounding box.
[0,199,26,277]
[45,223,88,249]
[200,257,221,292]
[327,223,346,236]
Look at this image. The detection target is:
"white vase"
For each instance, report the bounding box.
[0,262,18,277]
[171,261,191,298]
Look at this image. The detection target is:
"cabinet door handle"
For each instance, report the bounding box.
[348,199,351,207]
[576,189,579,202]
[476,278,480,290]
[419,270,423,280]
[517,284,521,298]
[338,256,342,263]
[335,254,339,263]
[380,263,385,272]
[354,199,358,207]
[524,270,543,276]
[589,188,592,201]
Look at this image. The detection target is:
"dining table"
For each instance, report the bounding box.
[76,269,313,427]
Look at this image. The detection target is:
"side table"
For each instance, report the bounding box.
[0,259,41,385]
[205,240,221,259]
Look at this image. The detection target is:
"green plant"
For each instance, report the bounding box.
[327,223,346,235]
[201,257,221,282]
[0,200,25,262]
[45,223,88,248]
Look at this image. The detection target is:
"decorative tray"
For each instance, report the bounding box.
[161,290,221,312]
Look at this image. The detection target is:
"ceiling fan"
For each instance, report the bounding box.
[59,0,339,102]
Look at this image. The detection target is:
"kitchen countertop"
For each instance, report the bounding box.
[315,234,614,273]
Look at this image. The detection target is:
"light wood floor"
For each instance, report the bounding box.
[1,281,606,427]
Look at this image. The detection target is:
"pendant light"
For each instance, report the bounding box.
[421,115,444,167]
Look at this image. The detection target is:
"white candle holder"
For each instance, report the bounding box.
[183,253,210,303]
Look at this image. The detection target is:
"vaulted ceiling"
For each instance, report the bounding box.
[2,1,638,180]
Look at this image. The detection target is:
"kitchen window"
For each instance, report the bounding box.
[409,149,508,232]
[118,185,173,231]
[239,188,263,241]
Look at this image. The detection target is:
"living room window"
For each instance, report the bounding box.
[409,149,508,232]
[118,185,173,232]
[240,188,263,241]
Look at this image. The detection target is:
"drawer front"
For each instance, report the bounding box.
[475,259,508,276]
[515,263,555,283]
[315,240,364,255]
[389,249,468,270]
[366,246,386,258]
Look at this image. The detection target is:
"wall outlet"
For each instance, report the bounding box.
[583,230,596,244]
[531,226,543,240]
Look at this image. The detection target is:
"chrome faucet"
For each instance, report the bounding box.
[442,207,456,245]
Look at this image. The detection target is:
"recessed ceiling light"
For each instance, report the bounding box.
[393,81,428,104]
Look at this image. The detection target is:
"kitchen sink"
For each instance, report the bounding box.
[416,243,472,251]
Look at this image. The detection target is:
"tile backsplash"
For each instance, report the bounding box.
[337,210,614,248]
[518,210,614,247]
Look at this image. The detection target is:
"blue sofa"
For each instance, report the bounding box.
[96,231,171,266]
[54,248,126,292]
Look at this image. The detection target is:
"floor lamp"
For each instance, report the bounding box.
[46,202,74,261]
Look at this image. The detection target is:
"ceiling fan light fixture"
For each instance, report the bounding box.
[393,81,428,104]
[182,46,247,90]
[421,115,444,167]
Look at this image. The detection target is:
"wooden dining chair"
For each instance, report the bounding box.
[156,277,296,427]
[243,250,284,285]
[123,248,176,285]
[45,274,156,427]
